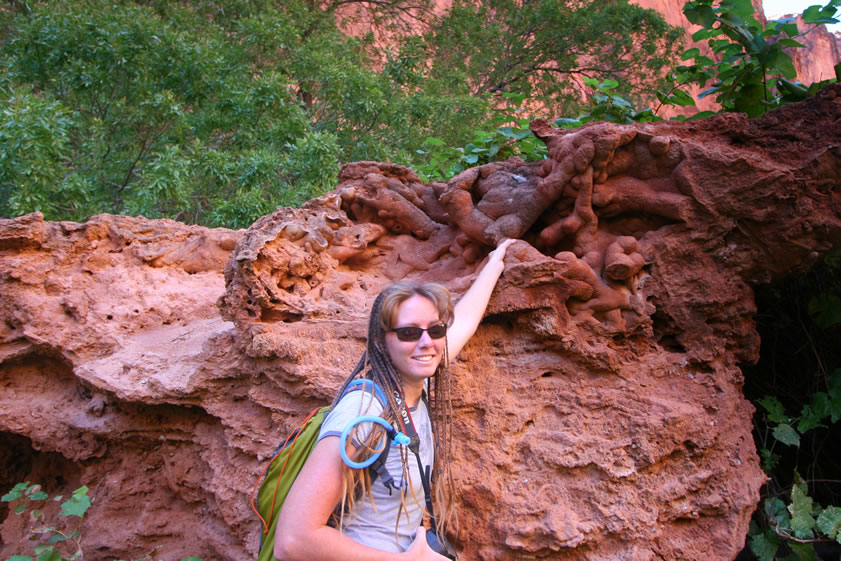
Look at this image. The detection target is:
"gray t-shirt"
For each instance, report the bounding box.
[319,389,435,553]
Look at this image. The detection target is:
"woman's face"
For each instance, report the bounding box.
[384,294,446,390]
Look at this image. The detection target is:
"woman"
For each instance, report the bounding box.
[274,239,515,561]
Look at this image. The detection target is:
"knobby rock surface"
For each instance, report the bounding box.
[2,86,841,561]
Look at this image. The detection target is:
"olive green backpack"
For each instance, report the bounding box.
[252,406,329,561]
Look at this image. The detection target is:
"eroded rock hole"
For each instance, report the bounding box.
[0,432,83,536]
[651,307,686,353]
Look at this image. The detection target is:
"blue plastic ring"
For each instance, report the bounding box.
[339,415,409,469]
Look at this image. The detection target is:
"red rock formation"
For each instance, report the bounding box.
[784,15,841,84]
[2,86,841,561]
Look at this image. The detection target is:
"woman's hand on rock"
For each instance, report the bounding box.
[487,238,516,267]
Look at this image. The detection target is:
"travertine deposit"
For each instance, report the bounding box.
[2,86,841,561]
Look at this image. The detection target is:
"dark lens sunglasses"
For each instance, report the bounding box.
[391,324,447,342]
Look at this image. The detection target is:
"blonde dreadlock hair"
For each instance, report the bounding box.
[331,282,457,540]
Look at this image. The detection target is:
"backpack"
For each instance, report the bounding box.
[250,380,387,561]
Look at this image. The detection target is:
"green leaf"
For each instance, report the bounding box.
[779,21,800,37]
[2,491,22,502]
[766,497,791,526]
[599,79,620,91]
[773,423,801,446]
[687,110,717,120]
[787,541,820,561]
[671,89,696,106]
[722,0,757,18]
[789,483,817,539]
[692,27,718,41]
[802,4,840,24]
[759,396,788,423]
[29,491,48,501]
[179,558,205,561]
[750,529,780,561]
[773,51,798,79]
[60,486,91,518]
[48,533,67,544]
[816,505,841,541]
[15,503,27,514]
[511,129,533,141]
[809,392,831,418]
[681,48,701,60]
[554,118,582,129]
[685,4,717,28]
[779,38,808,48]
[3,482,32,502]
[759,447,779,472]
[423,137,446,147]
[6,556,34,561]
[797,406,825,433]
[34,550,62,561]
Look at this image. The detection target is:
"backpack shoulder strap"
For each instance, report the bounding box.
[342,378,388,406]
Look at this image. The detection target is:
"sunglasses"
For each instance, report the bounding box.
[391,324,447,342]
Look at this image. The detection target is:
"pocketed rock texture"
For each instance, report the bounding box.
[2,86,841,561]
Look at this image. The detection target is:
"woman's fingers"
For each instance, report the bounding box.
[488,237,516,263]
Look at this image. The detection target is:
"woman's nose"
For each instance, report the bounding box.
[416,331,433,346]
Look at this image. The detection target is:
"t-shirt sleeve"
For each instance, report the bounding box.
[319,390,386,445]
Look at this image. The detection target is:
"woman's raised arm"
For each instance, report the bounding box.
[446,238,515,360]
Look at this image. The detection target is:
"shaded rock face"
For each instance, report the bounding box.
[2,87,841,561]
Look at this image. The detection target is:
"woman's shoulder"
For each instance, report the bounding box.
[320,388,387,437]
[335,388,387,415]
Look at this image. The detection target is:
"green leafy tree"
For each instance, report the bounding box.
[0,0,486,227]
[424,0,683,114]
[669,0,840,118]
[0,88,74,220]
[414,92,548,181]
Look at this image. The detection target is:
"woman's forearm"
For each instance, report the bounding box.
[447,239,514,358]
[275,524,405,561]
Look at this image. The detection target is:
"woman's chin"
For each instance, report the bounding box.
[400,364,439,385]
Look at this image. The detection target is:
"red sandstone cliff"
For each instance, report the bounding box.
[2,85,840,560]
[786,14,841,84]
